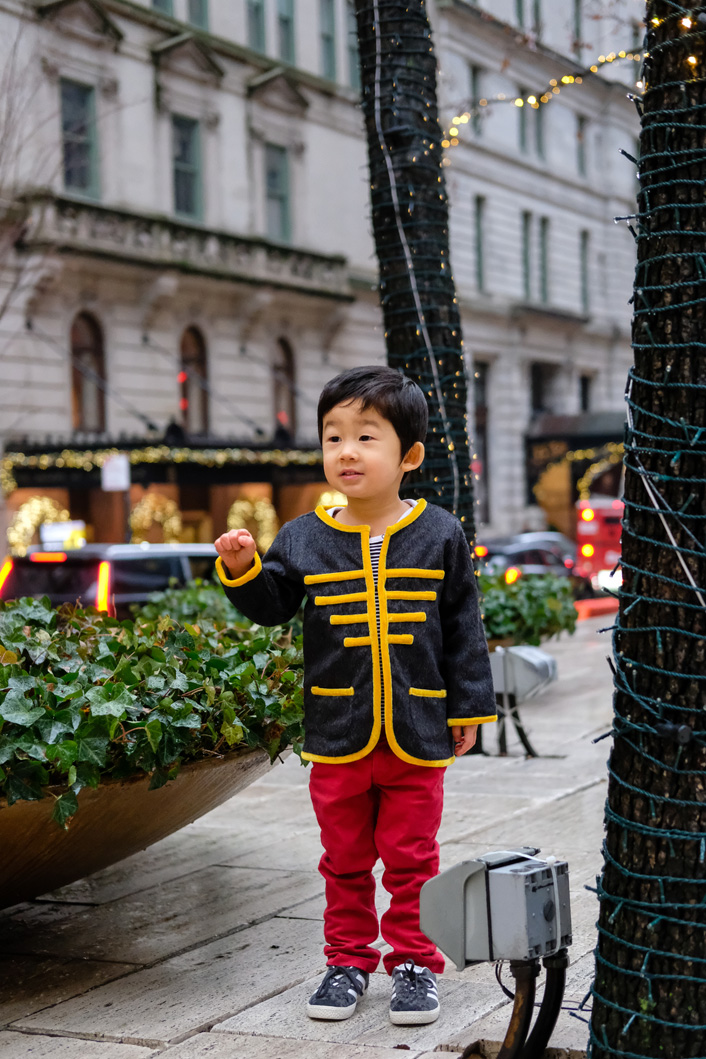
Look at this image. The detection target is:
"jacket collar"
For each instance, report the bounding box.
[314,498,427,538]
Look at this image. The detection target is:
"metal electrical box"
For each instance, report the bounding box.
[420,848,572,971]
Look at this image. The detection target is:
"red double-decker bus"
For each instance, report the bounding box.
[575,496,624,593]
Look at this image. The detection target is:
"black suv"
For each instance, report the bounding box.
[476,535,592,598]
[0,543,218,618]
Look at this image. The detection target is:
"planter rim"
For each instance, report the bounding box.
[0,744,270,813]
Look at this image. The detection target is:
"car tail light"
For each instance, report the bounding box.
[581,544,595,558]
[95,561,112,613]
[505,566,522,585]
[563,558,575,569]
[29,552,68,563]
[580,508,595,522]
[474,545,489,558]
[0,558,13,596]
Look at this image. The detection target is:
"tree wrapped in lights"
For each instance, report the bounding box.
[353,0,476,540]
[589,4,706,1057]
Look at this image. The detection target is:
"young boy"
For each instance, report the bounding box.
[214,365,496,1026]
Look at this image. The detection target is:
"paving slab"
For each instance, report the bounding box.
[162,1030,432,1058]
[0,955,134,1028]
[13,916,326,1047]
[214,962,503,1053]
[0,1032,155,1058]
[1,865,323,964]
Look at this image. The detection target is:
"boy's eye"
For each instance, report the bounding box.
[359,434,373,442]
[325,434,340,443]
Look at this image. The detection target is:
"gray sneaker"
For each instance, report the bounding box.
[389,960,440,1025]
[307,965,369,1020]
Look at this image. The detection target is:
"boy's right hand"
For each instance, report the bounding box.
[214,529,257,579]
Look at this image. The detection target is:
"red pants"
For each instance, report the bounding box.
[308,739,446,976]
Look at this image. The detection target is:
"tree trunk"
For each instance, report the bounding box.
[590,4,706,1057]
[354,0,477,540]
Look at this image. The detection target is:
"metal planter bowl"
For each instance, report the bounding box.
[0,747,272,911]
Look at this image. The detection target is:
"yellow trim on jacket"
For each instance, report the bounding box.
[216,553,262,588]
[447,715,498,726]
[304,570,366,584]
[302,510,384,765]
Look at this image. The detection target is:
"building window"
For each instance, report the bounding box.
[152,0,173,12]
[521,210,532,300]
[60,79,99,199]
[320,0,336,81]
[187,0,208,28]
[532,0,542,40]
[518,87,528,153]
[265,143,291,242]
[539,216,549,303]
[179,326,208,434]
[515,0,524,28]
[71,312,106,433]
[347,1,360,90]
[473,362,489,524]
[278,0,295,62]
[579,374,592,412]
[576,114,587,176]
[535,101,545,159]
[470,65,483,135]
[273,338,296,440]
[474,195,486,292]
[172,115,202,220]
[580,229,590,314]
[573,0,582,55]
[247,0,266,52]
[530,362,559,416]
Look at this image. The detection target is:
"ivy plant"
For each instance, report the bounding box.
[0,595,304,827]
[479,572,577,646]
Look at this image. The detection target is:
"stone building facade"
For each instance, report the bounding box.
[0,0,640,548]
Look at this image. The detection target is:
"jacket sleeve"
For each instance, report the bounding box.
[215,522,304,626]
[440,524,497,726]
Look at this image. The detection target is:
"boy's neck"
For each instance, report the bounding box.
[334,495,412,537]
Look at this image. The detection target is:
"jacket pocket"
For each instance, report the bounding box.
[408,687,447,698]
[311,686,354,697]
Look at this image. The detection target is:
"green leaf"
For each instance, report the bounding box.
[144,719,162,753]
[75,737,108,767]
[84,684,136,717]
[0,689,45,726]
[67,764,77,786]
[45,740,78,771]
[220,719,245,746]
[6,771,45,805]
[52,790,79,828]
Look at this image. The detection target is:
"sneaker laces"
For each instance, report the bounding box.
[392,959,435,1001]
[313,966,365,1001]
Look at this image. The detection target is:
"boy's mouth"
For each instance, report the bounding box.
[340,470,362,479]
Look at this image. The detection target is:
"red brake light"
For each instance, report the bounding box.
[0,559,13,596]
[563,558,575,569]
[581,544,595,558]
[505,566,522,585]
[29,552,68,563]
[96,561,112,613]
[474,545,489,558]
[581,508,595,522]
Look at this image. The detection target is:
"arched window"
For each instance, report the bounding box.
[272,338,296,442]
[71,312,105,432]
[179,326,208,434]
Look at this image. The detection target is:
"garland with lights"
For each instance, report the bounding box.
[354,0,477,541]
[227,498,279,552]
[588,3,706,1057]
[129,494,182,544]
[441,46,646,156]
[1,445,323,498]
[7,497,70,557]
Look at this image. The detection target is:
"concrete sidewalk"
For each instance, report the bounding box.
[0,616,614,1059]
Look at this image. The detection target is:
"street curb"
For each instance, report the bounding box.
[575,597,619,620]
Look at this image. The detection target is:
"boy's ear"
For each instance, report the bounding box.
[401,441,425,473]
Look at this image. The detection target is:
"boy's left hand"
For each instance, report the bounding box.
[452,725,478,756]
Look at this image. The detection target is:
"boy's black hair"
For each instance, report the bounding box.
[317,365,428,459]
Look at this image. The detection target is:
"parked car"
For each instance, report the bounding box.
[0,543,219,618]
[474,536,593,598]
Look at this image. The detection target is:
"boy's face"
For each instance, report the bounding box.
[321,399,423,504]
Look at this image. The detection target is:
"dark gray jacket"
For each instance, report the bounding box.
[217,500,496,767]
